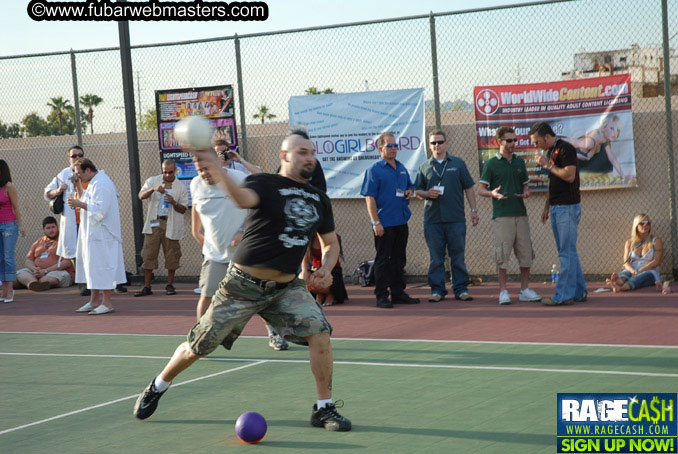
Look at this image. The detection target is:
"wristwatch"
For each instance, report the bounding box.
[371,220,381,226]
[471,209,478,213]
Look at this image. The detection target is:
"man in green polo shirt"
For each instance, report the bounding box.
[478,126,541,305]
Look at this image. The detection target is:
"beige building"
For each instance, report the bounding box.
[562,44,678,97]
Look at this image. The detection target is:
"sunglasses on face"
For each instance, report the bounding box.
[502,138,517,143]
[430,140,445,145]
[639,221,651,225]
[385,144,399,149]
[70,153,84,158]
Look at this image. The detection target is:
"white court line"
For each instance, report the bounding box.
[1,352,677,378]
[1,331,677,349]
[0,360,266,436]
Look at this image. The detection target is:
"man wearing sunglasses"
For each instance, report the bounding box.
[135,159,189,297]
[43,145,89,296]
[415,129,479,303]
[361,132,419,308]
[478,126,541,305]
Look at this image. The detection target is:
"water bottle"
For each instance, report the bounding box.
[163,188,173,211]
[551,264,559,285]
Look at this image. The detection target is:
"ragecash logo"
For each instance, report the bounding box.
[557,393,677,453]
[475,89,500,116]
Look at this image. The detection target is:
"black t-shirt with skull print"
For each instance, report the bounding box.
[231,173,335,275]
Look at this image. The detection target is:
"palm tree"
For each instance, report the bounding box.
[79,94,103,134]
[46,97,72,134]
[305,87,334,95]
[252,105,276,125]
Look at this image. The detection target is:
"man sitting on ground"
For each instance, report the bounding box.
[16,216,75,292]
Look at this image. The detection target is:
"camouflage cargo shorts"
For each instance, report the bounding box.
[188,265,332,355]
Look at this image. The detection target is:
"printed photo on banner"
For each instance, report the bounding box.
[159,118,236,150]
[156,86,234,121]
[474,74,636,191]
[155,85,238,206]
[289,88,427,198]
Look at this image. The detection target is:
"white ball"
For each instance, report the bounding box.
[173,116,215,150]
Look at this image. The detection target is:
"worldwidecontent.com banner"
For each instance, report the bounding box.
[557,394,677,453]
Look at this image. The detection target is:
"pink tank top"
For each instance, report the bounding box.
[0,186,17,223]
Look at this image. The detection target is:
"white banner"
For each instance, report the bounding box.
[289,88,426,198]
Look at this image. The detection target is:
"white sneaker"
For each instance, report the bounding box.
[76,302,94,313]
[519,288,542,302]
[88,304,115,315]
[3,290,15,303]
[499,290,511,305]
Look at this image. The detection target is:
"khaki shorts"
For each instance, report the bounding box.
[188,265,332,355]
[141,219,181,270]
[199,259,229,298]
[17,268,73,288]
[491,216,534,269]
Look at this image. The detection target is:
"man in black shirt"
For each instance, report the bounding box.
[531,122,587,306]
[133,131,351,432]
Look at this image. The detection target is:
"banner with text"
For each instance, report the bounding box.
[474,74,636,192]
[289,88,426,198]
[155,85,237,204]
[557,393,677,453]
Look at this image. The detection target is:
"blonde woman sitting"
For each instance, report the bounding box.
[606,214,665,292]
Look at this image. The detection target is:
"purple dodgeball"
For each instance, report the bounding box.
[235,411,267,443]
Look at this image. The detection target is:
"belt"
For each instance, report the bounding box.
[230,266,292,291]
[157,216,168,220]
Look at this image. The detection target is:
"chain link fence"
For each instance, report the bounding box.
[0,0,676,283]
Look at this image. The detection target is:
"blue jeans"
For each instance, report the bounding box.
[0,221,18,282]
[618,270,656,290]
[424,221,469,297]
[550,204,586,302]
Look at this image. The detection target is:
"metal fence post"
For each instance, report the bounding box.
[118,20,145,273]
[70,50,82,147]
[234,34,249,158]
[429,12,441,130]
[661,0,677,279]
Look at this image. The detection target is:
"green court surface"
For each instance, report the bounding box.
[1,333,676,453]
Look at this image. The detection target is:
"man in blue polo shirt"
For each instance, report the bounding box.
[361,132,420,308]
[415,129,479,302]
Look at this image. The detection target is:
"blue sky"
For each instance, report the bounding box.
[1,0,672,132]
[2,0,520,56]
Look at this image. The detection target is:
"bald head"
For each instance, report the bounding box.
[282,131,311,152]
[162,159,177,183]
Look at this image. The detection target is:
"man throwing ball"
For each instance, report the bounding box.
[133,130,351,432]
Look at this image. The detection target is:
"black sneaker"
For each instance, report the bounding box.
[133,379,169,420]
[574,291,588,303]
[376,297,393,308]
[392,294,420,304]
[114,284,127,294]
[134,286,153,297]
[79,284,91,297]
[311,401,352,431]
